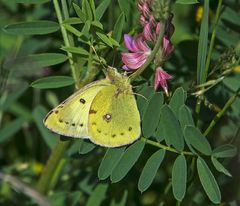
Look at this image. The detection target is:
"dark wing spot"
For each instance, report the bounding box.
[112,134,116,138]
[128,127,132,131]
[97,129,101,133]
[72,123,75,126]
[80,98,86,104]
[120,132,124,135]
[65,121,69,124]
[92,122,96,125]
[103,113,112,122]
[89,109,97,114]
[80,123,83,127]
[55,110,59,114]
[59,119,63,123]
[59,105,64,108]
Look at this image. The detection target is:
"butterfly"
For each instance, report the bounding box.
[43,68,141,147]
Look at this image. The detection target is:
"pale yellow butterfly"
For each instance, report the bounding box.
[44,68,141,147]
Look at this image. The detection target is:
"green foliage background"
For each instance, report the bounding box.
[0,0,240,205]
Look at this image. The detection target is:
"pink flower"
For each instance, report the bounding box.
[154,67,172,95]
[121,34,151,70]
[162,36,174,59]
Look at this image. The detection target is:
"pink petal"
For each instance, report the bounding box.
[134,36,150,52]
[121,52,147,69]
[124,34,137,52]
[143,23,155,41]
[162,36,174,58]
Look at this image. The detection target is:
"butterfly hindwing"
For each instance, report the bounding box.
[88,85,141,147]
[44,80,110,138]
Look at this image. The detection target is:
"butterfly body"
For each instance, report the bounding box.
[44,69,141,147]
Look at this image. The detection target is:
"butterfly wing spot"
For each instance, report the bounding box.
[58,105,64,108]
[92,122,96,125]
[80,98,86,104]
[55,110,59,114]
[128,127,132,131]
[97,129,101,133]
[89,109,97,114]
[103,113,112,122]
[59,119,63,123]
[120,132,124,136]
[71,123,75,126]
[112,134,116,138]
[65,121,69,125]
[80,123,83,127]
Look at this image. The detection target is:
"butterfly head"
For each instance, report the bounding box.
[106,67,132,94]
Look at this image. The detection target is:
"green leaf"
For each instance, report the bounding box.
[197,0,209,84]
[176,0,199,4]
[118,0,130,21]
[89,0,96,20]
[98,147,126,180]
[0,84,28,111]
[178,105,194,129]
[138,149,165,192]
[4,20,59,35]
[27,53,68,67]
[79,139,96,154]
[136,85,155,117]
[169,87,186,117]
[111,141,145,183]
[31,76,75,89]
[86,183,108,206]
[142,92,164,137]
[33,105,58,149]
[211,157,232,177]
[82,0,93,21]
[197,157,221,204]
[160,105,185,151]
[0,117,26,143]
[155,121,165,142]
[112,12,125,42]
[110,190,128,206]
[212,144,237,158]
[62,17,83,25]
[221,7,240,26]
[96,0,111,20]
[14,0,49,4]
[184,126,212,155]
[96,32,113,47]
[172,155,187,201]
[61,46,89,56]
[73,3,86,22]
[91,21,103,29]
[63,24,83,37]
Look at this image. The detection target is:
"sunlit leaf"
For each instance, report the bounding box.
[4,20,59,35]
[31,76,75,89]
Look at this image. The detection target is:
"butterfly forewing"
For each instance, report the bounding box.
[44,80,109,138]
[88,85,141,147]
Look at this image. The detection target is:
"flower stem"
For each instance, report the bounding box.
[203,90,239,136]
[36,139,71,194]
[204,0,222,81]
[53,0,79,87]
[129,20,166,80]
[140,137,195,156]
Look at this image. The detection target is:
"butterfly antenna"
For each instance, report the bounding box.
[132,92,149,102]
[91,45,108,75]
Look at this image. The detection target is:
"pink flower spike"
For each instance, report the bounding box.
[121,34,151,71]
[154,67,172,95]
[143,23,155,41]
[162,36,174,59]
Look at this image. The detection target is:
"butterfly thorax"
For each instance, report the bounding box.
[106,67,132,95]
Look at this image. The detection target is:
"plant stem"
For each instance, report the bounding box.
[141,137,195,156]
[204,90,239,136]
[129,21,166,80]
[36,139,71,194]
[204,0,222,81]
[53,0,79,87]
